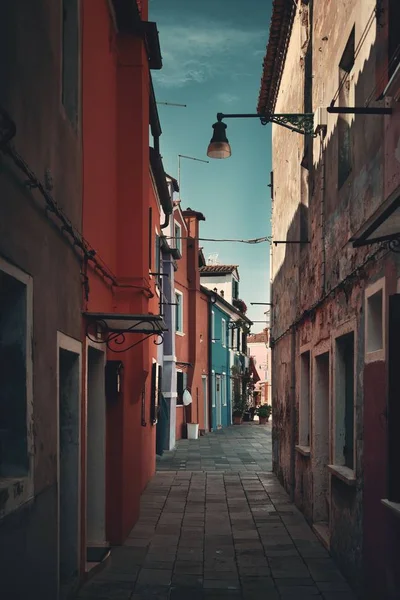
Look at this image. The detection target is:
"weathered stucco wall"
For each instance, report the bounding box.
[0,1,82,597]
[270,1,400,596]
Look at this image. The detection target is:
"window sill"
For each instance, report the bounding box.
[327,464,356,486]
[176,404,184,408]
[176,331,185,337]
[381,499,400,519]
[295,445,311,457]
[0,476,33,519]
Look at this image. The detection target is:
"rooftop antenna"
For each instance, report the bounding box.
[207,253,219,265]
[157,102,187,107]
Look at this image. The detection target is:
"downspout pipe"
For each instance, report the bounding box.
[161,212,170,229]
[290,325,296,502]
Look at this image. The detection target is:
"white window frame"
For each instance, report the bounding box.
[174,221,182,255]
[212,310,215,343]
[175,290,184,335]
[365,277,386,363]
[0,257,34,518]
[221,318,227,347]
[222,372,227,406]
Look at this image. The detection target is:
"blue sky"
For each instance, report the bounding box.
[150,0,273,328]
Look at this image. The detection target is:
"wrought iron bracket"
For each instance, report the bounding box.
[268,114,315,136]
[216,112,315,136]
[382,235,400,254]
[84,314,166,353]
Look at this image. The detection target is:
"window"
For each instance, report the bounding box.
[150,362,162,424]
[0,259,33,516]
[365,278,385,362]
[154,233,160,274]
[338,27,355,188]
[233,279,239,299]
[299,351,311,448]
[388,0,400,80]
[334,333,355,470]
[176,370,186,406]
[62,0,79,128]
[367,290,383,352]
[174,222,182,255]
[175,291,183,333]
[241,331,247,355]
[221,319,226,347]
[211,310,215,342]
[222,373,227,406]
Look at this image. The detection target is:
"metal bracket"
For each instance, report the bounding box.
[273,240,310,246]
[382,235,400,254]
[268,114,315,136]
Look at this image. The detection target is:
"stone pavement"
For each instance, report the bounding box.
[76,424,356,599]
[157,422,272,472]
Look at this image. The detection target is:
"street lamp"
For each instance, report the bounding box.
[207,107,392,159]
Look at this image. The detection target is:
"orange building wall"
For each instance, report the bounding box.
[82,0,157,548]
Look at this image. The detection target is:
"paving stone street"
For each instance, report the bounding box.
[76,424,356,599]
[157,422,273,472]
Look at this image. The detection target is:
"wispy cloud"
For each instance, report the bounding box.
[216,92,239,104]
[155,21,265,88]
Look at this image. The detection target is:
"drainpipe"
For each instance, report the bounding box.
[161,212,170,229]
[319,131,326,295]
[290,325,296,502]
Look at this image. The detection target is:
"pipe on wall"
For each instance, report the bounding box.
[290,325,296,502]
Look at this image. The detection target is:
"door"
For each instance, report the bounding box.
[86,347,107,559]
[312,351,330,541]
[58,346,80,599]
[216,374,222,428]
[202,375,208,431]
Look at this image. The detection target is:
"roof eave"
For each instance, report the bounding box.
[257,0,296,116]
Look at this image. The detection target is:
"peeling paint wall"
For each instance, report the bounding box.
[270,0,400,597]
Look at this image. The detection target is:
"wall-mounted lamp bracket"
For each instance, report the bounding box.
[273,240,310,246]
[216,112,315,136]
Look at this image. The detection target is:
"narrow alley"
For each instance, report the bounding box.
[76,425,355,600]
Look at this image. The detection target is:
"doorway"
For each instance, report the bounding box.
[58,338,81,599]
[216,374,222,428]
[86,346,107,559]
[202,375,208,432]
[313,351,330,542]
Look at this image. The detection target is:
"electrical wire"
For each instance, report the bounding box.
[167,235,272,244]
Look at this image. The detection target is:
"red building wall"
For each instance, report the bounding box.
[174,209,190,439]
[82,0,157,550]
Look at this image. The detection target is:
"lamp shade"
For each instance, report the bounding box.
[207,121,231,159]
